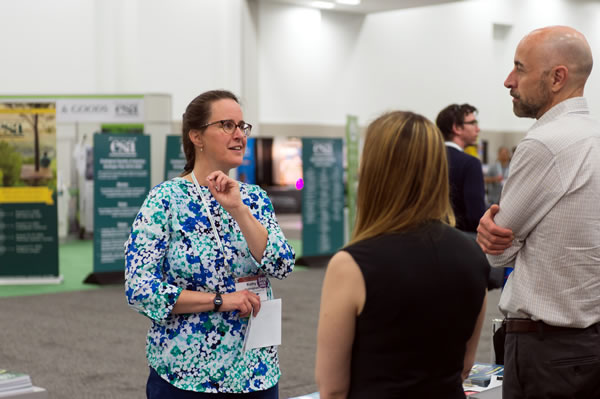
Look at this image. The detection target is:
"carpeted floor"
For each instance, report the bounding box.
[0,227,503,398]
[0,264,326,399]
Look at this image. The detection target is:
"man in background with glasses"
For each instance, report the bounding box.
[436,103,486,235]
[437,105,501,290]
[435,103,504,290]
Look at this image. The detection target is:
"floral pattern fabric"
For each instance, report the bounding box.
[125,177,295,393]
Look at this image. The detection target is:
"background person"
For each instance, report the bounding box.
[436,103,486,234]
[315,111,489,399]
[477,26,600,398]
[484,146,511,205]
[437,103,502,290]
[125,89,295,398]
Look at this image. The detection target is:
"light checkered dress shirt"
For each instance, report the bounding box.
[488,97,600,328]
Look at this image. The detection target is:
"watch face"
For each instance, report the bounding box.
[215,294,223,306]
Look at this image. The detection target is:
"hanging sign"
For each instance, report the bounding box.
[0,103,60,282]
[237,137,256,184]
[56,98,144,123]
[89,133,150,283]
[345,115,359,240]
[164,135,186,181]
[301,138,344,257]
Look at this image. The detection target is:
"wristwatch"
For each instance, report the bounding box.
[213,292,223,312]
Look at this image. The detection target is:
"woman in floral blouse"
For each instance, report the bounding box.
[125,90,295,398]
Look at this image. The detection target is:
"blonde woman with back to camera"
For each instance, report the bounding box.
[315,111,490,398]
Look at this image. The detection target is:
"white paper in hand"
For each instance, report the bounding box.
[243,298,282,354]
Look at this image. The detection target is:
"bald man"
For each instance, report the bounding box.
[477,26,600,398]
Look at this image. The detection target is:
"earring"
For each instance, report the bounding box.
[200,147,203,152]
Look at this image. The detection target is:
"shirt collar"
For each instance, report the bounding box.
[445,141,463,152]
[530,97,589,132]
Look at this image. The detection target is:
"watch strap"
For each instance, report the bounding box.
[213,292,223,312]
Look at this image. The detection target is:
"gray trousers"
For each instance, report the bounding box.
[503,323,600,399]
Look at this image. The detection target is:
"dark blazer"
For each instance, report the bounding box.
[446,145,486,232]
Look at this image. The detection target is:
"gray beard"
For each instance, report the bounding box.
[512,101,540,118]
[512,79,551,118]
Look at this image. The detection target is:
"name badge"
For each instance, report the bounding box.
[235,275,269,301]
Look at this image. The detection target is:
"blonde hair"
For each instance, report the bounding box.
[348,111,454,246]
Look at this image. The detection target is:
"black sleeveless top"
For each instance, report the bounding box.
[344,221,489,399]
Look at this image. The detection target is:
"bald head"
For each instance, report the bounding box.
[522,25,593,89]
[505,26,594,119]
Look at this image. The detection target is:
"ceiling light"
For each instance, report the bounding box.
[336,0,360,5]
[310,1,335,9]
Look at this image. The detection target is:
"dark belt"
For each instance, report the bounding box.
[506,319,591,334]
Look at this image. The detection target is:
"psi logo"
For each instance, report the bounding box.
[110,139,136,155]
[115,103,139,116]
[312,142,333,154]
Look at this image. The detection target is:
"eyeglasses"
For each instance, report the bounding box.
[199,119,252,136]
[463,120,479,126]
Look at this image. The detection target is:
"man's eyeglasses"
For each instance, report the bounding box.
[463,120,479,126]
[199,119,252,136]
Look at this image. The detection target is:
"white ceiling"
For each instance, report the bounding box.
[261,0,466,14]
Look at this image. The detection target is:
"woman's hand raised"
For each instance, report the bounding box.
[206,171,245,215]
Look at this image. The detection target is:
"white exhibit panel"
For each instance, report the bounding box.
[144,94,174,188]
[56,98,144,123]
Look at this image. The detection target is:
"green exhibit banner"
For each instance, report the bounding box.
[164,135,185,181]
[301,138,344,257]
[90,133,150,283]
[101,123,145,134]
[345,115,359,240]
[0,103,60,281]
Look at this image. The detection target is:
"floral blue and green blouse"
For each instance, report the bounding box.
[125,177,295,393]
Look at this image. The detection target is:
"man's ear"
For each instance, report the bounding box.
[452,123,463,137]
[189,129,203,147]
[550,65,568,93]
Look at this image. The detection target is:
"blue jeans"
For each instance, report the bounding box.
[146,367,279,399]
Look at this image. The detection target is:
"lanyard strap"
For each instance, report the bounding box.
[190,172,232,276]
